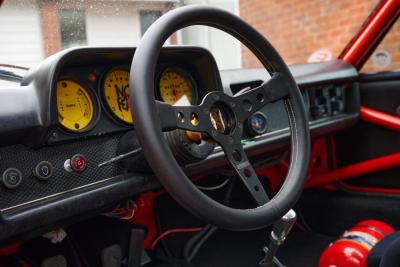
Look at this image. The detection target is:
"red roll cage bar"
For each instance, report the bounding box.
[340,0,400,70]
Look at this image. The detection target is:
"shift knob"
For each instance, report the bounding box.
[271,209,297,243]
[260,209,296,267]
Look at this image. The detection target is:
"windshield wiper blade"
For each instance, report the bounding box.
[0,69,23,82]
[0,64,28,83]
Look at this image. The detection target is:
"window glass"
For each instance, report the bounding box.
[0,0,379,70]
[140,10,162,35]
[361,20,400,72]
[59,9,87,49]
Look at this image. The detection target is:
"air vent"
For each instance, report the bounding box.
[308,84,345,120]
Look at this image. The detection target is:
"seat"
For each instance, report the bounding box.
[367,231,400,267]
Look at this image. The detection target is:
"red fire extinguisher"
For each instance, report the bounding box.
[319,220,394,267]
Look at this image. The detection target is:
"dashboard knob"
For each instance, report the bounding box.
[2,168,23,189]
[33,161,53,180]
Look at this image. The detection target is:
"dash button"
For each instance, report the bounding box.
[64,154,87,172]
[34,161,53,180]
[2,168,23,189]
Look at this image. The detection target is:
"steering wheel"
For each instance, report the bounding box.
[130,5,310,231]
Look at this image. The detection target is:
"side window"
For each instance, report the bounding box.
[361,20,400,73]
[59,9,87,49]
[140,10,162,36]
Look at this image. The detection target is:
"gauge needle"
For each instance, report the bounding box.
[173,88,179,100]
[125,90,131,109]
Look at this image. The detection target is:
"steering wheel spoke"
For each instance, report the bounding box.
[235,73,290,120]
[221,142,270,205]
[156,100,210,133]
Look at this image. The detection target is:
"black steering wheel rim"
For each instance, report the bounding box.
[130,5,310,231]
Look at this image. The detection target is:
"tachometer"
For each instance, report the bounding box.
[159,69,196,105]
[57,80,95,132]
[102,68,132,124]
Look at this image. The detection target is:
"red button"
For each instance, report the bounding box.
[71,154,86,172]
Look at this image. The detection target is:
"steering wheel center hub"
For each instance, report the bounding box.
[209,101,236,135]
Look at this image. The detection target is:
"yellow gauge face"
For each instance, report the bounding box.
[159,70,194,105]
[57,80,95,132]
[103,68,132,124]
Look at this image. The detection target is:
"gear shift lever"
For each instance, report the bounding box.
[259,209,297,267]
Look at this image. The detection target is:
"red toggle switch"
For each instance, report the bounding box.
[64,154,87,172]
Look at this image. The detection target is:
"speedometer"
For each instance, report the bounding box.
[102,68,132,124]
[159,68,196,105]
[56,80,95,132]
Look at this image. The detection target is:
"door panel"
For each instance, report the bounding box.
[359,71,400,116]
[335,70,400,190]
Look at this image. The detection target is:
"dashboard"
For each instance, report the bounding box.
[0,47,359,243]
[45,47,221,144]
[56,66,198,133]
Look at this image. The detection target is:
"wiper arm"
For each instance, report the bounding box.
[0,69,23,82]
[0,64,29,83]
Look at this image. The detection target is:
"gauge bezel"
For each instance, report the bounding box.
[245,111,269,137]
[100,66,133,126]
[156,67,198,105]
[56,78,101,134]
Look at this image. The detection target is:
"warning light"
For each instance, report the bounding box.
[88,73,96,82]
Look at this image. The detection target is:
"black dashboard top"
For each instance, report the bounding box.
[0,46,357,148]
[3,46,222,146]
[221,59,358,94]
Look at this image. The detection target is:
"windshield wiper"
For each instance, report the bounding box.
[0,64,29,83]
[0,69,23,82]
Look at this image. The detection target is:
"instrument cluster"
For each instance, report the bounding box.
[55,66,198,134]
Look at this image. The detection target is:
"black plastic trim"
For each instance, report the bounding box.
[185,112,359,177]
[221,59,358,95]
[359,69,400,83]
[0,174,153,245]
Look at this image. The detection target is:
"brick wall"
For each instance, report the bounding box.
[37,0,400,72]
[239,0,394,71]
[39,0,61,58]
[362,20,400,72]
[37,0,175,58]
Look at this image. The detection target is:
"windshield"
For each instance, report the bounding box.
[0,0,376,70]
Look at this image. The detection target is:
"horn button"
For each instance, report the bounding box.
[209,102,236,135]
